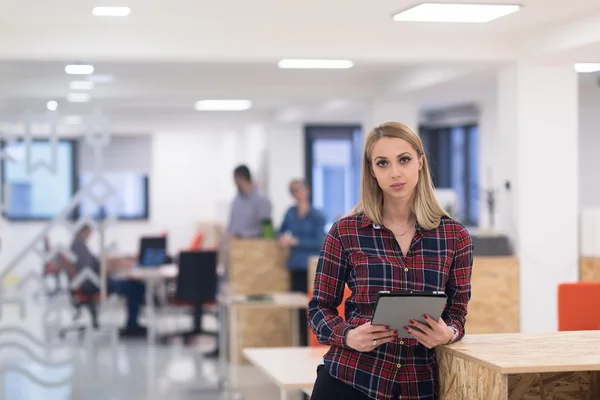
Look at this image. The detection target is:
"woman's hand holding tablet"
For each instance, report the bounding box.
[404,314,455,349]
[345,321,397,352]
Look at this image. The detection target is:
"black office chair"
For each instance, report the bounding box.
[162,251,219,344]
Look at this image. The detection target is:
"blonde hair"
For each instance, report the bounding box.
[350,121,448,230]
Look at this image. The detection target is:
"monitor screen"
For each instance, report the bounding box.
[138,237,167,267]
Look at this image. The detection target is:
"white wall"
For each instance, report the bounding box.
[579,79,600,208]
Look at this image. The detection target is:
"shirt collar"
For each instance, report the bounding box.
[359,213,423,233]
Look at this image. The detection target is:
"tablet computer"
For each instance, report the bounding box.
[371,291,447,338]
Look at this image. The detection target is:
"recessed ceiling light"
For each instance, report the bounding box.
[87,74,114,83]
[393,3,521,23]
[574,63,600,73]
[67,93,91,103]
[92,6,131,17]
[63,115,83,125]
[46,100,58,111]
[65,64,95,75]
[70,81,95,90]
[194,100,252,111]
[277,59,354,69]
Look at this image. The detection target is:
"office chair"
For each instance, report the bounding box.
[162,250,219,344]
[558,282,600,331]
[58,254,100,340]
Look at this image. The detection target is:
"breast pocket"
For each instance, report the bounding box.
[349,252,399,295]
[416,248,450,291]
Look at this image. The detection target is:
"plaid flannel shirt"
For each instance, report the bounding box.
[308,213,473,400]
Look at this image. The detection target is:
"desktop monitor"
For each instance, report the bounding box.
[138,236,167,267]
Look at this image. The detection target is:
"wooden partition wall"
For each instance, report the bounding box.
[580,257,600,281]
[228,239,290,364]
[307,255,520,334]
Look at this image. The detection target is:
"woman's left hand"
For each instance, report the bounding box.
[404,315,454,349]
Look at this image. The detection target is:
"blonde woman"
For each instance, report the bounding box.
[308,122,473,400]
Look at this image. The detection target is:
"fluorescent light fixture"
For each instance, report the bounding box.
[277,59,354,69]
[574,63,600,73]
[393,3,521,23]
[87,74,114,83]
[67,92,91,103]
[65,64,95,75]
[63,115,83,125]
[92,6,131,17]
[70,80,95,90]
[194,100,252,111]
[46,100,58,111]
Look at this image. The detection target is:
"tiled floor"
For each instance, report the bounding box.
[0,289,286,400]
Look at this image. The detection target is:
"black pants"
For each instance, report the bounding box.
[311,365,371,400]
[290,269,308,346]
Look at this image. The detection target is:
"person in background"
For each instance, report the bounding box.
[227,164,272,238]
[70,224,146,337]
[278,178,325,346]
[308,122,473,399]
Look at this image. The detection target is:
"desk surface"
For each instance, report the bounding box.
[439,331,600,374]
[226,292,308,309]
[243,347,325,390]
[126,264,178,280]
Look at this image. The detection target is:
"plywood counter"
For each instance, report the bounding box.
[228,239,291,363]
[437,331,600,399]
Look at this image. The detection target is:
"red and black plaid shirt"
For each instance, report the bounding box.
[309,213,473,400]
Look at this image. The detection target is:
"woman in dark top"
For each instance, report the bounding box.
[308,122,473,400]
[278,178,325,346]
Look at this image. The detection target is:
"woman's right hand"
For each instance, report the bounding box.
[345,322,397,352]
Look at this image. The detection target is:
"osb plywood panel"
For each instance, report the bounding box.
[507,371,600,400]
[440,331,600,374]
[466,257,520,334]
[308,256,318,293]
[580,257,600,282]
[229,239,290,295]
[235,308,292,365]
[437,350,508,400]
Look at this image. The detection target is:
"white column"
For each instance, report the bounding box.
[478,99,501,233]
[265,123,305,227]
[363,99,419,134]
[497,62,579,333]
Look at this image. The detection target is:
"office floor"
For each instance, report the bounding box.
[0,288,285,400]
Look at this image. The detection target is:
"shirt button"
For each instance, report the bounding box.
[399,341,404,345]
[397,363,402,368]
[404,268,409,272]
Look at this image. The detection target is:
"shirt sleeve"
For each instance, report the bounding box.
[442,224,473,341]
[278,208,291,236]
[308,222,353,348]
[295,210,326,251]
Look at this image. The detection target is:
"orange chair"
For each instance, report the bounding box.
[188,233,204,251]
[557,282,600,331]
[308,285,352,347]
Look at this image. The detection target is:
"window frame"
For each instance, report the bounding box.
[0,138,79,222]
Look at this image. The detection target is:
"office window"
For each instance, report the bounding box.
[420,124,479,227]
[305,125,362,231]
[78,172,149,220]
[1,139,77,220]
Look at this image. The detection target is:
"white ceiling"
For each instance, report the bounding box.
[0,0,599,130]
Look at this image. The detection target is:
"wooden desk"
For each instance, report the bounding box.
[437,331,600,399]
[243,347,325,400]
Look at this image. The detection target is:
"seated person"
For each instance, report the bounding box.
[70,224,146,337]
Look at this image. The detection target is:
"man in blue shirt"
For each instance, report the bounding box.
[228,165,272,238]
[278,178,325,346]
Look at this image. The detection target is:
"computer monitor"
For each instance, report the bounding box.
[138,236,167,267]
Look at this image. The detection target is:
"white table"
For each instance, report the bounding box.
[243,347,326,400]
[124,264,178,344]
[220,292,309,397]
